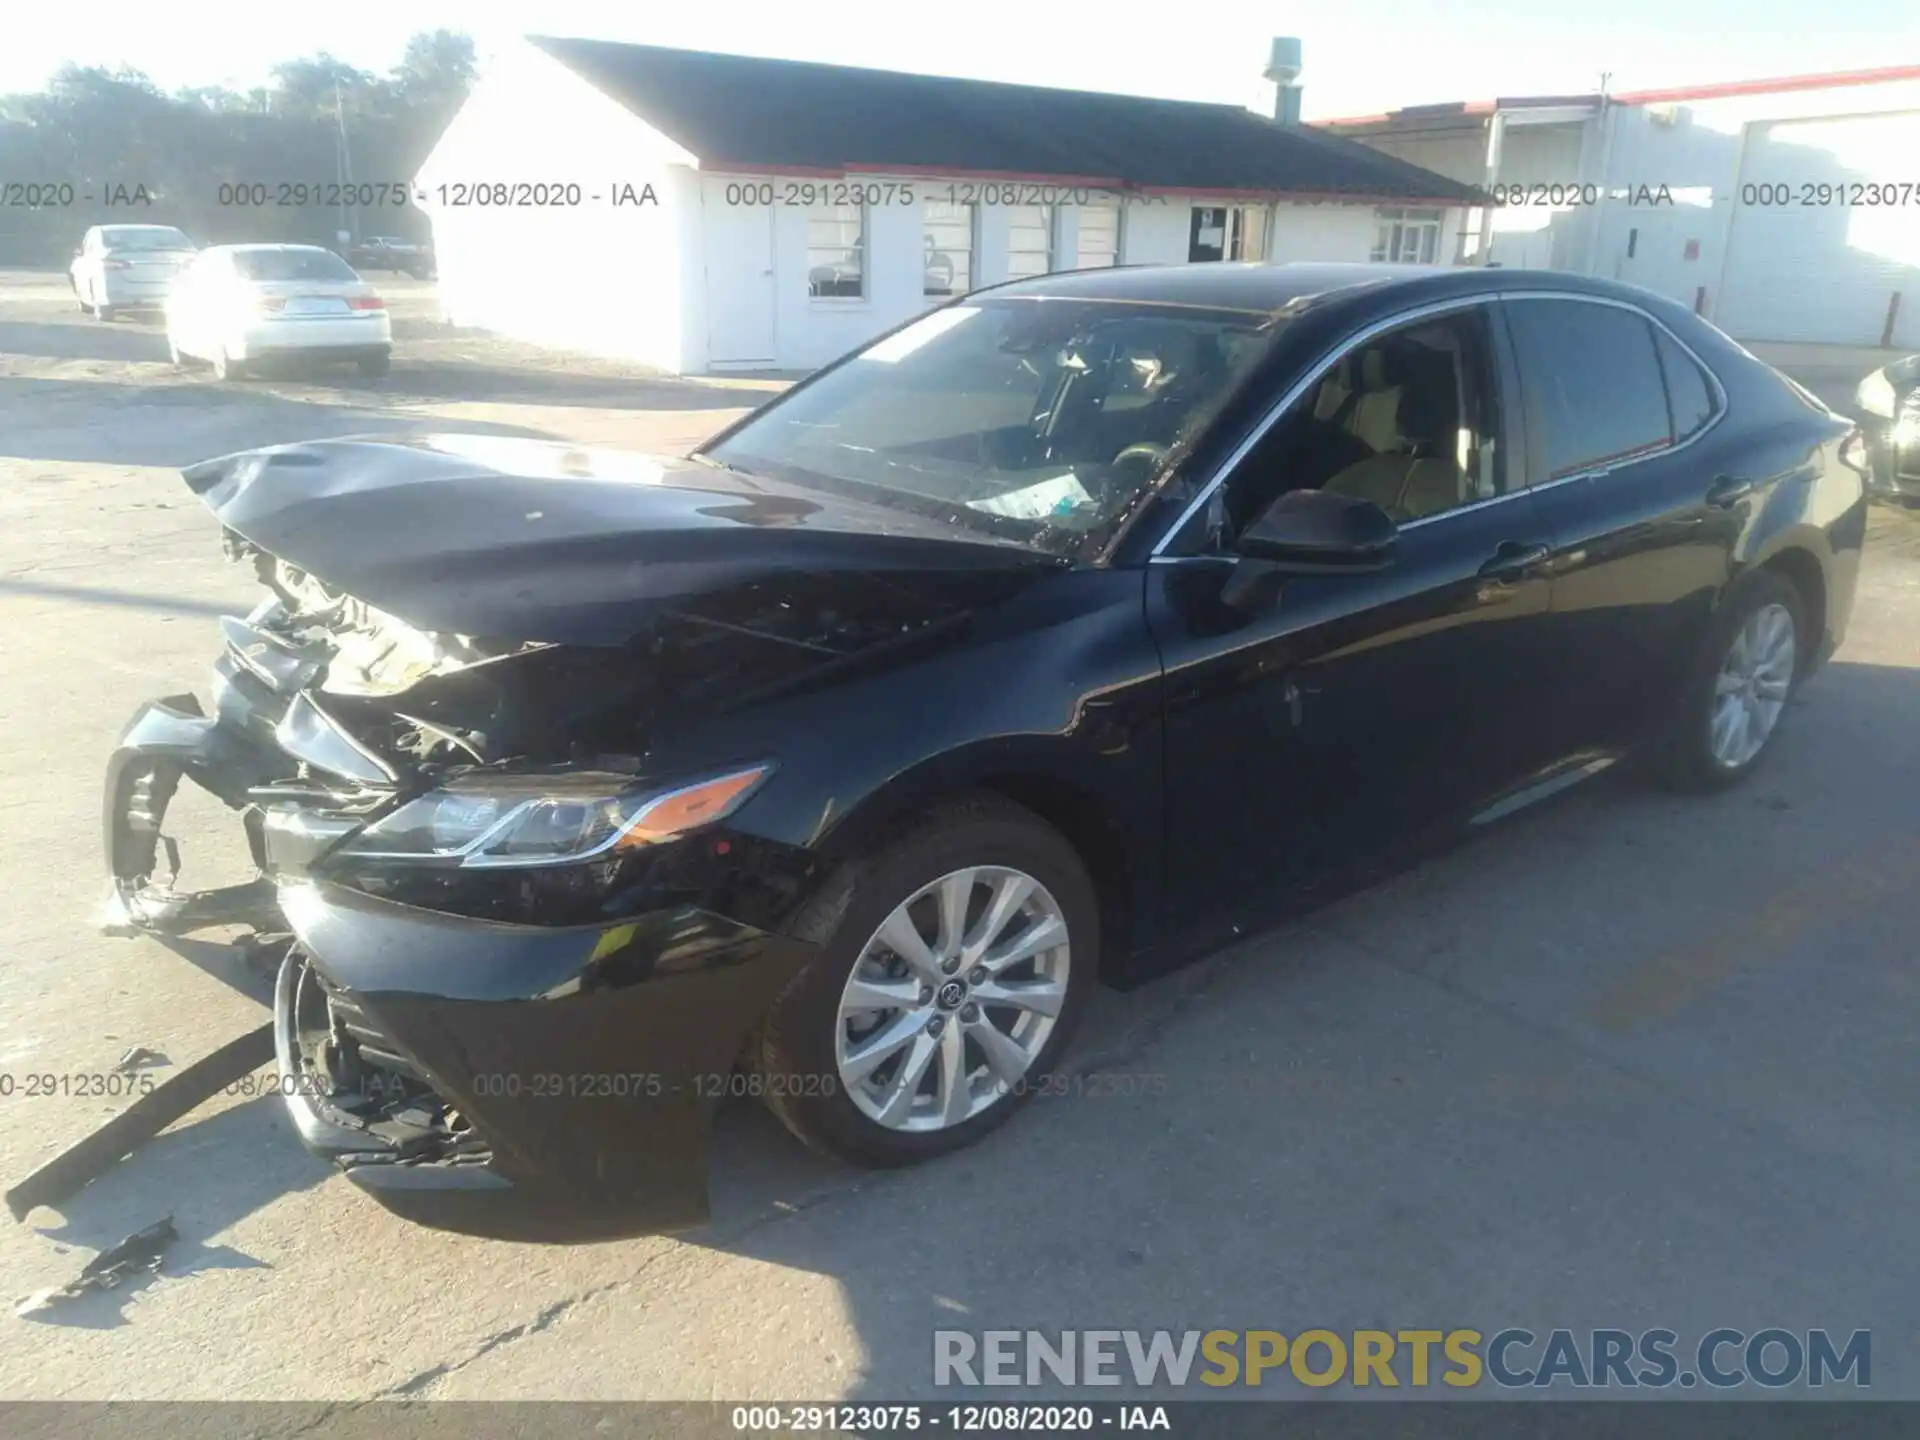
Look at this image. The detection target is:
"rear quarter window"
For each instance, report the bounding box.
[1653,328,1718,441]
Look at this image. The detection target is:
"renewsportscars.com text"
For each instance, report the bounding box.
[933,1328,1871,1390]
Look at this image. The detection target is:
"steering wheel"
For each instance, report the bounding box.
[1110,442,1172,482]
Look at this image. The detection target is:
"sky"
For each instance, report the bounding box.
[4,0,1918,121]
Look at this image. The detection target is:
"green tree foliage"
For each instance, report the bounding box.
[0,31,476,263]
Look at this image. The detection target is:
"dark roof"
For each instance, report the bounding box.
[527,38,1484,204]
[977,261,1447,313]
[961,260,1689,321]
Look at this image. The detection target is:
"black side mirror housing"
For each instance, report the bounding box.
[1222,489,1397,610]
[1236,488,1397,570]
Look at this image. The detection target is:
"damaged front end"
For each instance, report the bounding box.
[98,436,1050,1236]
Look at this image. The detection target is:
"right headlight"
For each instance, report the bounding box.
[334,765,771,869]
[1856,368,1897,420]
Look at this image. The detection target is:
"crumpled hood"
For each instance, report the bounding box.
[184,434,1062,645]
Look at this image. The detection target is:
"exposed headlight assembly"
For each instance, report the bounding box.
[334,766,770,869]
[1856,368,1897,420]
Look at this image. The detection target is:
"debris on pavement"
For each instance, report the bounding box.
[15,1216,178,1316]
[111,1047,169,1074]
[4,1024,274,1221]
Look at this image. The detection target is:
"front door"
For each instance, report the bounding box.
[1147,300,1570,931]
[706,202,777,366]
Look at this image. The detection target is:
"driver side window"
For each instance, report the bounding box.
[1216,304,1506,540]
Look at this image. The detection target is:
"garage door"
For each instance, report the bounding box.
[1715,111,1920,346]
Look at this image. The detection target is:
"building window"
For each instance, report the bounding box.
[1371,207,1442,265]
[924,199,974,297]
[1228,206,1269,261]
[808,205,866,298]
[1189,205,1268,263]
[1189,207,1229,262]
[1006,204,1056,280]
[1076,203,1121,268]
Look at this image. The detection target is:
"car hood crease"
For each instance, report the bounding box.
[184,436,1062,645]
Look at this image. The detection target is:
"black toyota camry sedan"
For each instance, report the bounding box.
[102,262,1867,1238]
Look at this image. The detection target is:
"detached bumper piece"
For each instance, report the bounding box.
[272,883,816,1241]
[102,693,290,937]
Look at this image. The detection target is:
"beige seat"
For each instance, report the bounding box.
[1322,366,1467,521]
[1313,350,1404,454]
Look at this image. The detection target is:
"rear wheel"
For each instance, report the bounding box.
[1656,569,1806,791]
[356,352,391,379]
[756,795,1097,1167]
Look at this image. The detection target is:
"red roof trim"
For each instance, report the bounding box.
[1614,64,1920,105]
[1322,62,1920,127]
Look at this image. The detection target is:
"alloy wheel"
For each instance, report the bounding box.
[834,865,1070,1132]
[1710,601,1796,769]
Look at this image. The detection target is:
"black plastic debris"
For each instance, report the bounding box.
[111,1047,169,1074]
[5,1024,274,1221]
[16,1217,177,1316]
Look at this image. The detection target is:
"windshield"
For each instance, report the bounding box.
[702,297,1284,556]
[232,248,359,282]
[103,227,192,251]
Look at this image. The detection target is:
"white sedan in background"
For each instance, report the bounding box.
[165,244,393,380]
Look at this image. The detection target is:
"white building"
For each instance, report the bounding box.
[414,37,1481,374]
[1323,64,1920,348]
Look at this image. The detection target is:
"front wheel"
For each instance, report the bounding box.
[210,347,246,381]
[755,795,1097,1167]
[1656,569,1807,791]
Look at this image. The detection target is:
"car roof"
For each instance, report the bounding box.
[976,261,1681,319]
[206,243,339,255]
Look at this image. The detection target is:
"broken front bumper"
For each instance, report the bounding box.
[270,883,815,1240]
[103,681,819,1239]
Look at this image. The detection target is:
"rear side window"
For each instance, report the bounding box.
[1653,327,1716,441]
[1506,299,1672,479]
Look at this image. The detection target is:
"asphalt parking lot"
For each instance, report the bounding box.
[1,267,1917,1403]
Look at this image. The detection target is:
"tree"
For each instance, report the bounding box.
[0,33,478,264]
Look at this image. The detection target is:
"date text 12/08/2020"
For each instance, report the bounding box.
[721,181,1178,208]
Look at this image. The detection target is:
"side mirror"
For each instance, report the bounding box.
[1236,489,1397,570]
[1222,489,1397,609]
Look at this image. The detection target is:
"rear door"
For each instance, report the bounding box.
[1499,294,1737,753]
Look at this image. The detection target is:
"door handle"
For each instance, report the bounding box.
[1477,541,1551,580]
[1705,475,1754,509]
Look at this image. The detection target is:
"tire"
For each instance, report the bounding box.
[1654,568,1808,792]
[90,287,114,322]
[756,794,1098,1168]
[166,333,186,369]
[356,352,391,379]
[211,347,246,381]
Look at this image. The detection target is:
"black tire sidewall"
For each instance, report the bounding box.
[1667,570,1807,791]
[759,801,1098,1167]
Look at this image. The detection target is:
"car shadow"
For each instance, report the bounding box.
[0,375,561,469]
[655,652,1920,1401]
[363,358,785,413]
[0,316,172,364]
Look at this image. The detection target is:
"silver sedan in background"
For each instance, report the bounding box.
[69,224,198,318]
[164,244,394,380]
